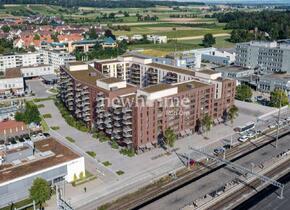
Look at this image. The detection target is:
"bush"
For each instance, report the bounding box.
[54,99,89,132]
[37,104,45,108]
[50,126,60,130]
[120,148,135,157]
[43,114,52,118]
[66,136,75,143]
[116,170,124,175]
[86,151,96,158]
[102,161,112,167]
[111,141,119,149]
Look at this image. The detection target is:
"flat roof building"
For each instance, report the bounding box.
[0,137,85,208]
[59,56,235,151]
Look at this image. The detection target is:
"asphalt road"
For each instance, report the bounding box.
[140,134,290,210]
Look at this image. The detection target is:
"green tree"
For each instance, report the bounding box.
[1,25,10,33]
[269,89,289,108]
[164,128,177,148]
[29,177,51,208]
[15,102,41,124]
[202,33,216,47]
[235,84,252,101]
[228,105,239,125]
[201,114,213,133]
[34,34,40,40]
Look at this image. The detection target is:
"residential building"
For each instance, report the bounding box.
[117,35,129,42]
[101,37,118,49]
[0,51,45,72]
[59,56,235,151]
[18,64,54,78]
[131,34,143,41]
[0,68,24,96]
[146,35,168,44]
[235,40,290,73]
[0,137,85,208]
[0,50,76,73]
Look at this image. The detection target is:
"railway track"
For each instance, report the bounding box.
[208,158,290,210]
[103,127,290,210]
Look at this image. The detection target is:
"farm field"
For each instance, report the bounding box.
[128,36,234,57]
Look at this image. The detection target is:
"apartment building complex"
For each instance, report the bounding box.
[0,50,76,72]
[59,56,235,150]
[235,41,290,72]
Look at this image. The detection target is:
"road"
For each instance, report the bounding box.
[140,134,290,210]
[234,172,290,210]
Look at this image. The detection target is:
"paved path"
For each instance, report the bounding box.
[169,33,230,41]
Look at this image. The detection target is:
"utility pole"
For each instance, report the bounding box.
[275,91,282,148]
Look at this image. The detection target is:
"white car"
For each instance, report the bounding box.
[246,131,256,138]
[238,136,249,142]
[269,124,276,129]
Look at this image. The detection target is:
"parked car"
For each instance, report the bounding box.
[238,136,249,142]
[246,130,256,138]
[223,144,231,150]
[269,124,276,129]
[214,147,225,155]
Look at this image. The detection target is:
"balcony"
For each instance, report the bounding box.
[122,108,132,113]
[114,122,121,127]
[123,121,132,125]
[96,119,103,125]
[98,125,104,130]
[113,116,121,121]
[123,132,132,138]
[123,126,132,132]
[84,117,90,122]
[106,124,113,128]
[105,129,112,135]
[123,115,132,120]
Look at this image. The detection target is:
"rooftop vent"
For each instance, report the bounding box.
[90,72,97,77]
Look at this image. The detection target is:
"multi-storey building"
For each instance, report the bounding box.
[0,50,76,73]
[59,55,235,151]
[235,41,290,72]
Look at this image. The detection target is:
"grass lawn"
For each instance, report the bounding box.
[50,126,60,130]
[86,151,96,158]
[37,104,45,108]
[116,170,125,176]
[42,113,52,118]
[41,117,49,132]
[129,36,233,56]
[0,198,40,210]
[66,136,75,143]
[102,161,112,167]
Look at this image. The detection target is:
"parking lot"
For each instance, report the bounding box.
[25,79,53,98]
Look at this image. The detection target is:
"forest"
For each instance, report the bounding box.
[213,11,290,40]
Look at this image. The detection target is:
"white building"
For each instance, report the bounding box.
[0,50,76,73]
[146,35,168,44]
[131,34,143,41]
[117,35,129,42]
[0,68,24,96]
[19,64,54,78]
[0,51,45,72]
[0,138,85,208]
[235,40,290,73]
[201,48,236,65]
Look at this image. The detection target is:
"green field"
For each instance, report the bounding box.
[129,36,234,56]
